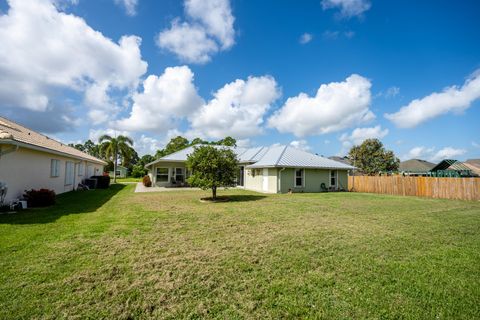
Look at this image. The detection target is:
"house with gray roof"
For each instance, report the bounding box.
[145,145,354,193]
[399,159,436,176]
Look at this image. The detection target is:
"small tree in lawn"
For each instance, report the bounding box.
[186,146,238,200]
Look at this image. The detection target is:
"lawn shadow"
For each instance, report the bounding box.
[225,194,267,202]
[0,184,125,225]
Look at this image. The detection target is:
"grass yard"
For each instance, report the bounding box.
[114,177,142,183]
[0,185,479,319]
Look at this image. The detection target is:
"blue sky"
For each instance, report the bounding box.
[0,0,479,161]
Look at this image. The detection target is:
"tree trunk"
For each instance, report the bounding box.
[212,186,217,200]
[113,148,118,183]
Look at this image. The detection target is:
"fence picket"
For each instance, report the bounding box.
[348,176,480,201]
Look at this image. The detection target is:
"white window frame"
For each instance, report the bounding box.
[50,159,60,177]
[78,163,84,176]
[174,167,184,183]
[156,167,169,182]
[86,165,92,177]
[330,170,338,188]
[294,168,304,187]
[65,161,74,185]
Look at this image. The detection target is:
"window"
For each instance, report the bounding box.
[330,170,337,187]
[175,168,184,183]
[86,165,94,177]
[156,168,169,182]
[65,161,74,185]
[78,163,84,176]
[50,159,60,177]
[295,169,304,187]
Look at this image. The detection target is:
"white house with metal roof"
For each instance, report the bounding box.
[0,116,106,203]
[145,145,354,193]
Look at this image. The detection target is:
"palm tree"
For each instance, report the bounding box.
[99,135,134,183]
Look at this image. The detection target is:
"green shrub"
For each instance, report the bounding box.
[142,175,152,187]
[131,164,146,178]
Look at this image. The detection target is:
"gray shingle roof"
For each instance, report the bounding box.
[147,144,354,170]
[399,159,435,172]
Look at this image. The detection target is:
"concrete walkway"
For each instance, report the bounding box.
[134,183,201,193]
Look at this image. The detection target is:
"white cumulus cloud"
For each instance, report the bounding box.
[190,75,281,139]
[385,86,400,98]
[114,0,138,16]
[385,70,480,128]
[157,0,235,64]
[321,0,371,18]
[0,0,147,124]
[430,147,467,162]
[299,33,313,44]
[115,66,204,132]
[401,146,435,161]
[290,140,311,151]
[401,146,467,162]
[268,74,374,137]
[340,125,389,145]
[339,125,389,154]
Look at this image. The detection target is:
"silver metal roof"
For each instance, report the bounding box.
[247,145,354,170]
[236,146,268,162]
[146,144,354,170]
[145,145,237,166]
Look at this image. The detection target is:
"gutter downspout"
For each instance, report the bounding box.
[278,167,286,193]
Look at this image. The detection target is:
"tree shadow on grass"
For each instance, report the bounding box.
[222,194,267,202]
[0,184,125,225]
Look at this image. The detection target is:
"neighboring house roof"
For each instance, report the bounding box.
[430,159,471,171]
[463,162,480,176]
[399,159,435,172]
[0,116,106,165]
[147,144,354,170]
[147,144,236,164]
[328,156,352,166]
[465,159,480,167]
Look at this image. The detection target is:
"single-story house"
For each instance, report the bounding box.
[109,165,128,178]
[399,159,436,176]
[0,116,106,203]
[145,145,354,193]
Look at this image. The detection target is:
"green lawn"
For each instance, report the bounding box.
[0,185,479,319]
[114,177,142,183]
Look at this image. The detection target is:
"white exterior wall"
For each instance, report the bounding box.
[244,168,277,193]
[0,146,104,203]
[151,162,187,187]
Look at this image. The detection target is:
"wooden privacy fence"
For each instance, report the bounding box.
[348,176,480,201]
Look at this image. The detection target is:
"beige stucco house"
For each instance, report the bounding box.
[145,145,354,193]
[0,117,106,203]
